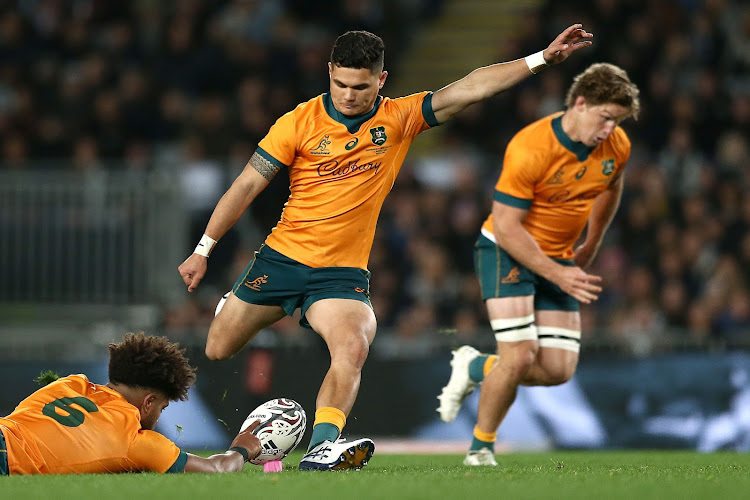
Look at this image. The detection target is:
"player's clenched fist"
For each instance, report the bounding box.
[178,254,207,292]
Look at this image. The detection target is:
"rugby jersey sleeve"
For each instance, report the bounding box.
[494,135,544,210]
[256,109,297,168]
[128,429,187,473]
[393,91,439,140]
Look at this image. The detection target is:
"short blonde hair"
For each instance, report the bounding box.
[565,63,641,120]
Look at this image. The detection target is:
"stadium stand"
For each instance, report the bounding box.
[1,0,749,357]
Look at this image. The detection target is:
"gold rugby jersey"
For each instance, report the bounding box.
[481,112,631,259]
[0,375,185,475]
[258,92,438,268]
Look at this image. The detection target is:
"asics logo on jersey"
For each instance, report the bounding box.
[355,287,366,293]
[317,159,381,178]
[601,158,615,175]
[575,165,587,179]
[369,126,387,146]
[310,135,332,155]
[345,138,359,150]
[501,266,520,284]
[244,275,269,291]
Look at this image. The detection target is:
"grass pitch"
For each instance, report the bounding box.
[3,451,750,499]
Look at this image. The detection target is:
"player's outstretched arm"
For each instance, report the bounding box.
[431,24,593,124]
[492,202,602,304]
[178,154,278,292]
[182,420,262,473]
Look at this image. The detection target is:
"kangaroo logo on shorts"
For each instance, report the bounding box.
[601,158,615,175]
[501,267,520,284]
[369,126,387,146]
[245,275,269,291]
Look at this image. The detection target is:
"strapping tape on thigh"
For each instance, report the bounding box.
[537,326,581,352]
[491,314,537,342]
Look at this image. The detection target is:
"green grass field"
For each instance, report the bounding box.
[3,450,750,499]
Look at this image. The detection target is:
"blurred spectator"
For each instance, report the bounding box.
[2,0,750,354]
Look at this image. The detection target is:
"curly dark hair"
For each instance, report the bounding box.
[330,30,385,73]
[565,62,641,120]
[108,332,196,401]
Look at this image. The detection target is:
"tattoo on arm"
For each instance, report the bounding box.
[249,152,281,181]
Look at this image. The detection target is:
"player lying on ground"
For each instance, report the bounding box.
[437,62,640,466]
[0,332,261,475]
[179,25,593,471]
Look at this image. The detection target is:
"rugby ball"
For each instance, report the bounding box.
[215,291,230,316]
[240,398,307,465]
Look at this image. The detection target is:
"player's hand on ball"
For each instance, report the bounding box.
[231,419,263,461]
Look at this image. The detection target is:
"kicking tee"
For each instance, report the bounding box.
[0,374,186,475]
[481,112,631,259]
[257,92,438,269]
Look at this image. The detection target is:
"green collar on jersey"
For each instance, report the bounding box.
[323,93,383,134]
[551,115,596,162]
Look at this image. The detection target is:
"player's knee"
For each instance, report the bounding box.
[499,342,538,382]
[205,325,237,360]
[331,331,370,371]
[205,340,232,361]
[513,346,538,376]
[538,363,575,386]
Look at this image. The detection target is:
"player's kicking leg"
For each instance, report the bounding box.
[206,292,287,360]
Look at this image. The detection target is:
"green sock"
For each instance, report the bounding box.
[470,435,495,452]
[307,423,340,451]
[468,354,492,383]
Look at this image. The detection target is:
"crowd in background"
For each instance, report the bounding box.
[1,0,749,355]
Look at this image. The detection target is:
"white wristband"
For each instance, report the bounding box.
[194,234,217,257]
[525,51,548,74]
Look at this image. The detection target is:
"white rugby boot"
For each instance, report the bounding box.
[298,437,375,471]
[437,345,481,422]
[463,448,498,466]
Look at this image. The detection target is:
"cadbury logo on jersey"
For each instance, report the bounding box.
[547,190,601,204]
[318,158,381,178]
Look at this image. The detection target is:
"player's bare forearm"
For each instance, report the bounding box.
[493,202,602,303]
[431,59,533,123]
[204,155,274,240]
[177,158,272,292]
[183,451,245,473]
[492,203,562,282]
[582,173,623,248]
[430,24,592,124]
[496,223,561,282]
[182,420,260,473]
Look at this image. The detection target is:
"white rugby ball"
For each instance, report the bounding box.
[240,398,307,465]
